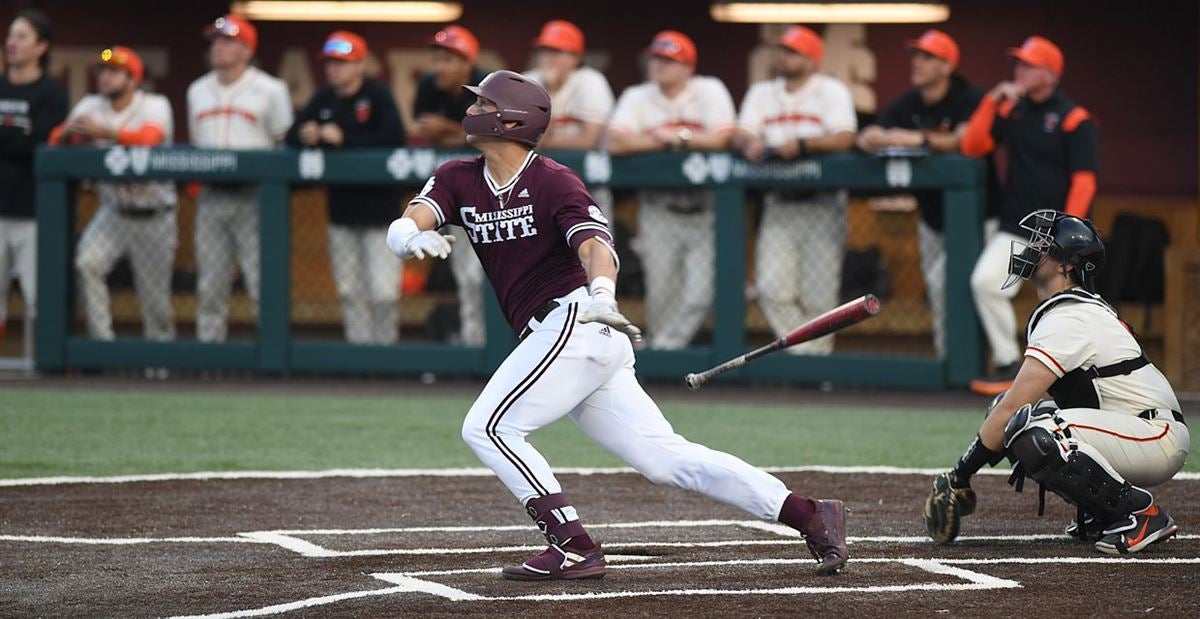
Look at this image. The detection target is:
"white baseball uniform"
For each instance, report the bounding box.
[525,65,616,222]
[609,76,735,349]
[738,75,856,355]
[67,91,178,340]
[1022,289,1188,488]
[187,66,293,341]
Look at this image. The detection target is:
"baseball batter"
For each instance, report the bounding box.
[925,210,1188,555]
[387,70,848,580]
[52,46,177,341]
[608,30,736,349]
[735,25,855,356]
[187,14,293,342]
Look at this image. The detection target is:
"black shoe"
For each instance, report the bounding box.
[1095,505,1178,555]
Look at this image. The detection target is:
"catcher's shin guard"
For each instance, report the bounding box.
[1007,425,1153,530]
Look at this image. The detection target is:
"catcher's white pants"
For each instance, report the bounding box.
[194,186,260,342]
[1029,408,1189,489]
[460,286,790,520]
[328,224,400,345]
[635,198,714,350]
[971,229,1023,367]
[0,216,36,322]
[447,225,485,346]
[75,207,177,341]
[755,193,846,356]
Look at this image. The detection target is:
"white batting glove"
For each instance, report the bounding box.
[577,276,643,343]
[387,217,456,260]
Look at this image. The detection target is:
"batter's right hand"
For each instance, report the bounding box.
[578,297,643,344]
[406,231,456,260]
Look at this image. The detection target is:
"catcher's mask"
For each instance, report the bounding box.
[1004,210,1105,291]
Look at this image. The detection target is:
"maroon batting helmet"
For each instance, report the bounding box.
[461,70,551,148]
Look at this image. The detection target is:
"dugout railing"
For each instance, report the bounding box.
[34,147,985,388]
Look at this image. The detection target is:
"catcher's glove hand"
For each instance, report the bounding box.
[924,472,978,544]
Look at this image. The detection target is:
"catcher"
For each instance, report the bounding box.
[925,210,1189,555]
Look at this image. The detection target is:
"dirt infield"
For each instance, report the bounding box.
[3,468,1199,617]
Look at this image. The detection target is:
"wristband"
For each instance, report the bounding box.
[589,276,616,298]
[386,217,419,255]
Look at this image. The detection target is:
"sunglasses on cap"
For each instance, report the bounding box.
[99,48,129,66]
[323,38,355,57]
[650,39,682,55]
[210,16,241,38]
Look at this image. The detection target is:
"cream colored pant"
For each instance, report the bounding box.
[971,229,1023,367]
[328,225,400,345]
[1030,408,1189,489]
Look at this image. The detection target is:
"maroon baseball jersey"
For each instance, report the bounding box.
[410,152,617,332]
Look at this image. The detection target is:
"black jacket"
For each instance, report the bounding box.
[0,72,68,218]
[287,79,406,227]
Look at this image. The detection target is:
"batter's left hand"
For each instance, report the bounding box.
[578,296,643,344]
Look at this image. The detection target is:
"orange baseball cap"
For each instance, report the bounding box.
[1009,35,1063,77]
[646,30,697,66]
[430,25,479,64]
[906,29,959,68]
[96,46,144,82]
[534,20,584,56]
[205,14,258,53]
[323,30,367,62]
[778,25,824,64]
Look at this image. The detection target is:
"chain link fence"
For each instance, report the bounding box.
[613,188,942,357]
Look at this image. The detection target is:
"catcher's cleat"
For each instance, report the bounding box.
[924,472,977,544]
[802,499,849,575]
[1065,513,1105,541]
[501,543,607,581]
[1094,505,1178,556]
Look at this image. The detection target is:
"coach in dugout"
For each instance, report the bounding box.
[288,31,407,345]
[960,36,1099,396]
[857,30,998,359]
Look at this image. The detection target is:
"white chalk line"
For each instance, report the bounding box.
[165,585,412,619]
[0,534,269,545]
[9,464,1198,487]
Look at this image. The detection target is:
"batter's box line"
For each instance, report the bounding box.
[167,557,1018,618]
[375,557,1019,601]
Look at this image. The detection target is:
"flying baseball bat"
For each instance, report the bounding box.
[684,294,882,390]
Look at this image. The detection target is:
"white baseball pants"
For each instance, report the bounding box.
[194,185,260,342]
[328,224,400,345]
[635,199,714,350]
[970,229,1024,367]
[460,286,791,520]
[0,216,36,323]
[1029,408,1189,489]
[75,207,177,341]
[755,193,846,356]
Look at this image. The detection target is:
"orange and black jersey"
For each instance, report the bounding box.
[962,89,1099,235]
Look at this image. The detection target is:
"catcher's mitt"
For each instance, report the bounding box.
[924,472,977,544]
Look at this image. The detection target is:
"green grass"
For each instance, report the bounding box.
[2,387,1194,479]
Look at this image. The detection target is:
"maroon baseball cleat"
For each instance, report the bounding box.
[803,499,849,575]
[501,543,607,581]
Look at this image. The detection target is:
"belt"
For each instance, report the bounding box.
[117,206,172,219]
[518,300,561,342]
[1138,409,1186,425]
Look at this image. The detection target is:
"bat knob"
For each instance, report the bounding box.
[684,373,701,390]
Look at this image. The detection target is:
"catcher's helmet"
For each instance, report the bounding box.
[461,70,551,148]
[1005,209,1105,291]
